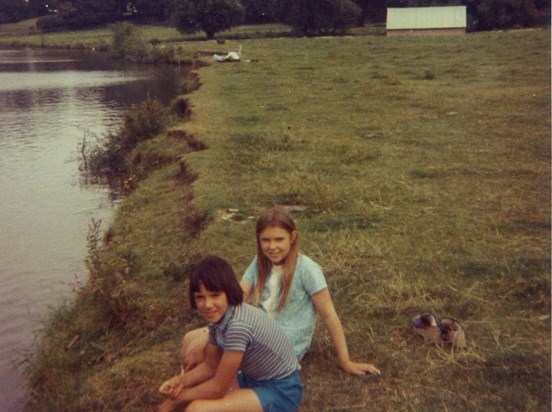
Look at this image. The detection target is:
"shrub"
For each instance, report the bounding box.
[179,72,202,94]
[84,219,137,330]
[36,14,66,32]
[121,98,168,147]
[146,45,177,63]
[82,98,170,185]
[95,37,109,52]
[83,130,129,178]
[170,96,192,119]
[109,22,149,61]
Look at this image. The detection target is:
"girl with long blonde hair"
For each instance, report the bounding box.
[181,207,380,376]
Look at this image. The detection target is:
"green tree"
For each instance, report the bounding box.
[242,0,274,23]
[132,0,174,21]
[274,0,361,35]
[475,0,537,30]
[0,0,27,23]
[173,0,245,39]
[26,0,50,17]
[352,0,386,23]
[59,0,125,29]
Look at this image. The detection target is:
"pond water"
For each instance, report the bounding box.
[0,47,185,411]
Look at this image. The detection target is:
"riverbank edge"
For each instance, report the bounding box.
[20,45,222,409]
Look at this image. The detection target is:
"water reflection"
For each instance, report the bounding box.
[0,47,185,411]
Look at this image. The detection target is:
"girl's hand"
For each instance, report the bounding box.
[159,375,184,398]
[341,360,381,376]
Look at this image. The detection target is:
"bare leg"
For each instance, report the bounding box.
[180,327,209,371]
[159,378,259,412]
[159,398,188,412]
[185,387,262,412]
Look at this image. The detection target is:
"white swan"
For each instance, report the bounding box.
[213,44,242,62]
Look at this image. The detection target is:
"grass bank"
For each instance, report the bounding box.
[6,23,550,411]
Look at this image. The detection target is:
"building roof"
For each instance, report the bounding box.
[387,6,467,30]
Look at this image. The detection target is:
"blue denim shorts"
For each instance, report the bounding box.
[237,370,303,412]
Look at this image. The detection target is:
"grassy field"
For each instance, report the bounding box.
[0,18,296,48]
[3,22,550,411]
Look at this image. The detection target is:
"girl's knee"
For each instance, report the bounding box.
[182,327,207,346]
[181,328,208,367]
[182,328,198,346]
[181,328,206,361]
[185,400,205,412]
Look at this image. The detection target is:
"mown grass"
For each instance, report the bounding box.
[9,23,550,411]
[0,19,293,49]
[179,31,551,411]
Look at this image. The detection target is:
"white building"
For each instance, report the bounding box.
[386,6,467,36]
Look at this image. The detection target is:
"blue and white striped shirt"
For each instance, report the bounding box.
[208,304,299,381]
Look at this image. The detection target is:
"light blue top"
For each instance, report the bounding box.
[242,254,328,360]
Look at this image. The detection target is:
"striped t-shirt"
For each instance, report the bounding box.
[208,303,299,381]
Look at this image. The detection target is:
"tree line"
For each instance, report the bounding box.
[1,0,549,38]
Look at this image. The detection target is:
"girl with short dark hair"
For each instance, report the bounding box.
[159,255,303,412]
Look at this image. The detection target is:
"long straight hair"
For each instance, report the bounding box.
[255,207,299,311]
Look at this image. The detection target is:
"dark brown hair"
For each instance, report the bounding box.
[188,255,243,309]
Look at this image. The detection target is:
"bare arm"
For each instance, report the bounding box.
[160,346,243,410]
[240,280,254,302]
[179,350,242,401]
[311,288,381,376]
[160,342,221,399]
